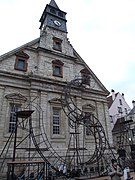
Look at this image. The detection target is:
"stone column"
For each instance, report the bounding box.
[40,91,48,131]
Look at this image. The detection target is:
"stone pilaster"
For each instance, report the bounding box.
[0,87,5,148]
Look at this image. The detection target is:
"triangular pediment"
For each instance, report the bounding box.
[73,49,109,95]
[15,51,29,59]
[82,104,96,111]
[5,93,27,102]
[48,98,61,104]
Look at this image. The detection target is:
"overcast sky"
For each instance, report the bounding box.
[0,0,135,108]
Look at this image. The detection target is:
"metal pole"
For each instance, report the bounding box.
[11,114,18,180]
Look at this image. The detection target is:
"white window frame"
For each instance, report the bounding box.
[9,103,21,133]
[53,108,60,135]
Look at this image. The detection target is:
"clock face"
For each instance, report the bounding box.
[53,20,61,27]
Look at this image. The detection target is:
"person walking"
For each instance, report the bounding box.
[108,159,123,180]
[123,166,133,180]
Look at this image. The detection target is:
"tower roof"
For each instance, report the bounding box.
[49,0,59,9]
[39,0,67,30]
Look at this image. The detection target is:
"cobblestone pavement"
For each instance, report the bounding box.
[1,173,135,180]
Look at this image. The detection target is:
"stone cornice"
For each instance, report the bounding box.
[37,47,77,61]
[0,71,109,100]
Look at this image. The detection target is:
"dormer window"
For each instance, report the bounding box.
[80,68,90,85]
[53,37,62,51]
[52,60,64,77]
[14,51,29,71]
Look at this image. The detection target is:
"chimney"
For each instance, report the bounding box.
[111,89,115,101]
[132,100,135,108]
[122,93,124,99]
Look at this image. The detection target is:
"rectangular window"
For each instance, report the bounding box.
[17,59,26,70]
[125,108,127,114]
[55,41,61,50]
[119,99,122,105]
[15,58,27,71]
[53,65,61,76]
[53,37,62,51]
[85,112,92,136]
[80,68,90,86]
[110,115,113,123]
[9,104,21,133]
[118,107,122,114]
[52,60,64,78]
[53,108,60,134]
[82,74,90,85]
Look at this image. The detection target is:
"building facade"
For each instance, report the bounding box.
[107,90,134,169]
[111,100,135,169]
[127,101,135,144]
[0,0,113,178]
[107,89,131,130]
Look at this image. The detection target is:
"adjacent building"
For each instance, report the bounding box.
[128,101,135,122]
[107,89,131,130]
[107,90,135,168]
[127,100,135,144]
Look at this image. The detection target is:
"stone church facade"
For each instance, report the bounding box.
[0,0,112,178]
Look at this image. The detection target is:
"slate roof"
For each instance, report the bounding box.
[128,107,135,115]
[112,117,133,134]
[49,0,59,9]
[107,92,118,108]
[112,117,125,134]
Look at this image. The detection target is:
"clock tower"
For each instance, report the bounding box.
[39,0,74,56]
[39,0,67,33]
